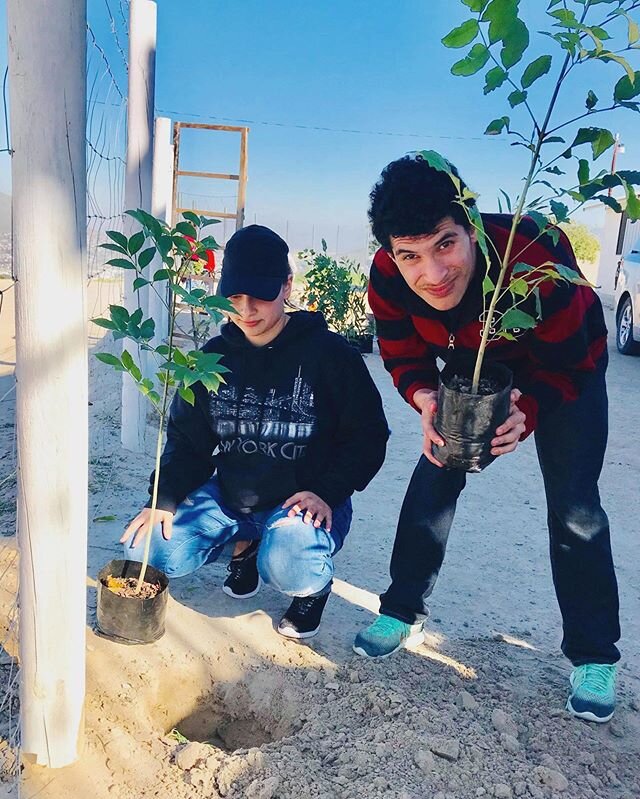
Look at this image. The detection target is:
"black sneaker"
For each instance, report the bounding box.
[277,592,330,639]
[222,540,261,599]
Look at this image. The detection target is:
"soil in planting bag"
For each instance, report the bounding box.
[96,559,169,644]
[432,356,512,473]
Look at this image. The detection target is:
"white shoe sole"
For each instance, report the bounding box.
[222,578,261,600]
[277,623,320,640]
[352,630,425,659]
[566,699,614,724]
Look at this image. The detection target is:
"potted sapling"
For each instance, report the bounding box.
[429,0,640,472]
[93,209,233,643]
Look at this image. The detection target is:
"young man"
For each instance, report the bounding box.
[123,225,389,639]
[353,154,620,723]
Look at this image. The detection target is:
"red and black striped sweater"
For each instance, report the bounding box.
[368,213,608,439]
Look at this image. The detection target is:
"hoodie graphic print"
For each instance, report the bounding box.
[210,366,316,463]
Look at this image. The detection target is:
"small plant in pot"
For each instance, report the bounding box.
[431,0,640,472]
[92,210,233,643]
[299,241,374,352]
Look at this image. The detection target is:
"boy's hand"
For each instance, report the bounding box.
[120,508,175,547]
[413,388,445,467]
[282,491,332,531]
[491,389,526,456]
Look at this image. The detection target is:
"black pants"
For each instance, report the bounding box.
[380,359,620,665]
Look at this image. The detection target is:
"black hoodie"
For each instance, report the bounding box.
[149,311,389,514]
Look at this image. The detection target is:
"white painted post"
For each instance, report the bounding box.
[122,0,157,451]
[8,0,87,767]
[146,116,173,375]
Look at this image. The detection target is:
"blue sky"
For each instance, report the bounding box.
[1,1,639,258]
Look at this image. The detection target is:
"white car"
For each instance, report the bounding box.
[614,249,640,355]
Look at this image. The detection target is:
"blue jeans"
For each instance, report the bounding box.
[380,357,620,666]
[125,478,353,598]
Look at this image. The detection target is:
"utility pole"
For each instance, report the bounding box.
[608,133,625,198]
[122,0,157,450]
[9,0,88,767]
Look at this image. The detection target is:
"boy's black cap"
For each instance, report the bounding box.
[218,225,290,301]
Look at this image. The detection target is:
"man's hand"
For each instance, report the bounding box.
[120,508,174,547]
[282,491,332,531]
[491,389,526,457]
[413,388,445,467]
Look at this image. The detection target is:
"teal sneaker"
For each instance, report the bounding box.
[566,663,616,723]
[353,614,425,659]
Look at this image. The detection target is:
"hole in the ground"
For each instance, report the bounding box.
[169,689,294,752]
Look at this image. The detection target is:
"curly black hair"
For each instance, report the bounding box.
[368,154,475,251]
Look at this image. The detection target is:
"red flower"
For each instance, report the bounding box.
[184,234,216,274]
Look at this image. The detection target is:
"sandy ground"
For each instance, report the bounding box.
[1,293,639,799]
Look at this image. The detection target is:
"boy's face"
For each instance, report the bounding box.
[228,276,293,346]
[389,217,477,311]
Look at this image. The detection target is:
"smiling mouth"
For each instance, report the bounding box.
[425,279,455,298]
[241,320,260,327]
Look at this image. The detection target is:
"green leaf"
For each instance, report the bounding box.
[509,277,529,297]
[499,189,512,212]
[182,211,201,227]
[508,89,527,107]
[482,275,495,295]
[418,150,453,174]
[138,247,156,269]
[501,308,537,330]
[175,221,198,238]
[120,349,135,371]
[107,230,128,249]
[627,15,640,45]
[93,515,117,522]
[500,19,529,69]
[139,319,155,339]
[521,55,552,88]
[451,43,490,76]
[129,308,143,327]
[578,159,590,186]
[550,200,569,223]
[622,179,640,221]
[200,217,222,227]
[512,261,536,275]
[599,52,635,84]
[178,387,196,406]
[483,65,508,94]
[133,277,150,291]
[526,210,550,234]
[109,304,129,327]
[92,317,117,330]
[484,116,510,135]
[172,348,189,366]
[597,195,623,213]
[95,352,124,369]
[544,166,564,175]
[570,127,615,160]
[548,227,560,246]
[586,89,598,110]
[157,235,174,257]
[100,242,128,255]
[442,19,480,48]
[482,0,519,43]
[614,71,640,102]
[172,236,192,254]
[462,0,489,10]
[200,236,220,250]
[128,230,145,255]
[153,268,171,281]
[106,258,136,270]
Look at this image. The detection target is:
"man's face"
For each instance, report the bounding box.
[390,217,477,311]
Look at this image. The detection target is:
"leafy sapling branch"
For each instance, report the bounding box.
[440,0,640,393]
[93,210,234,592]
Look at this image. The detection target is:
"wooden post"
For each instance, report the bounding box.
[236,128,248,230]
[122,0,157,451]
[8,0,87,767]
[146,116,173,376]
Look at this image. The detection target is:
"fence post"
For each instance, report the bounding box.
[122,0,157,451]
[9,0,87,767]
[146,116,173,374]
